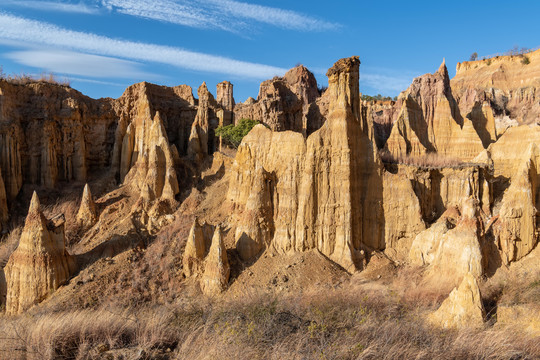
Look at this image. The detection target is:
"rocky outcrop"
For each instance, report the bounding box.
[228,56,382,272]
[492,143,539,264]
[233,65,324,136]
[409,197,486,279]
[182,219,214,277]
[0,80,115,197]
[122,111,180,203]
[234,166,274,261]
[452,48,540,124]
[384,61,486,161]
[187,82,219,161]
[428,272,486,329]
[382,169,426,259]
[76,183,98,231]
[216,81,234,149]
[4,192,76,314]
[200,226,230,295]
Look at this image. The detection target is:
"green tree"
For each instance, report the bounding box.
[215,118,261,148]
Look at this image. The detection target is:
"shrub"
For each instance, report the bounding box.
[469,52,478,61]
[215,118,261,148]
[522,56,531,65]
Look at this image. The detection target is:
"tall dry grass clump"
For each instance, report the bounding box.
[1,287,537,359]
[0,67,70,87]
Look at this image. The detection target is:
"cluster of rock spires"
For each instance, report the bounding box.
[0,48,539,329]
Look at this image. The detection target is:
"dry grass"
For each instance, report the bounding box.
[0,225,23,265]
[0,286,538,360]
[0,68,70,87]
[380,150,466,168]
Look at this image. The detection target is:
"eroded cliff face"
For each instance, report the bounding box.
[4,192,76,314]
[452,48,540,124]
[228,56,383,272]
[2,52,540,322]
[384,61,486,161]
[0,80,116,200]
[234,65,325,136]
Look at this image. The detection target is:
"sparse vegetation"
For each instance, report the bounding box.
[0,66,70,87]
[522,56,531,65]
[470,52,478,61]
[361,94,397,102]
[215,118,261,148]
[0,287,538,359]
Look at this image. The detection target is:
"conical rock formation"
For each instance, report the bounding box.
[76,184,98,231]
[5,192,76,314]
[428,272,486,329]
[200,226,230,295]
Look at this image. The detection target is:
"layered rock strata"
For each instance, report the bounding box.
[452,48,540,124]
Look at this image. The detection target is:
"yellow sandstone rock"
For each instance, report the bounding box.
[76,183,98,231]
[200,225,230,295]
[429,272,486,329]
[5,192,76,315]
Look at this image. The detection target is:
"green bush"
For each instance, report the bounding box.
[215,118,261,148]
[522,56,530,65]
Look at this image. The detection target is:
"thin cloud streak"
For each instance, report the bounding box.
[0,12,288,79]
[6,49,155,79]
[98,0,229,31]
[207,0,339,31]
[1,1,99,14]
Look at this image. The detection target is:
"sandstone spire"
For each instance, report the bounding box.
[183,218,207,277]
[235,166,274,261]
[5,191,76,314]
[188,82,218,161]
[429,272,486,329]
[76,184,98,231]
[201,225,230,295]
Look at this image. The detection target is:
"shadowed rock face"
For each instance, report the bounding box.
[4,192,76,315]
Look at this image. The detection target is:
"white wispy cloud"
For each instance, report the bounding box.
[6,49,154,79]
[1,0,98,14]
[3,0,338,32]
[0,12,288,79]
[206,0,339,31]
[98,0,227,30]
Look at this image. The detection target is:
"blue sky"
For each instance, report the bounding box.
[0,1,538,101]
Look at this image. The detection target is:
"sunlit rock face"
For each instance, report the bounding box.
[5,192,76,315]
